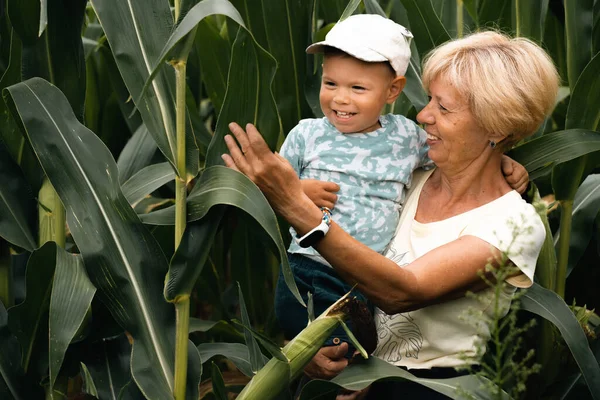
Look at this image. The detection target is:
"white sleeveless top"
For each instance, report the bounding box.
[373,169,545,369]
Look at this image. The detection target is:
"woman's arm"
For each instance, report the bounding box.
[312,224,499,314]
[223,123,502,314]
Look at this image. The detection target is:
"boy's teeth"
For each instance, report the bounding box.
[427,133,438,140]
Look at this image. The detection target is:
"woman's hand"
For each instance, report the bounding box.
[301,179,340,209]
[222,123,319,226]
[304,344,370,400]
[501,155,529,194]
[304,343,349,380]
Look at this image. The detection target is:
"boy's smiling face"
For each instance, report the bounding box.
[320,54,405,134]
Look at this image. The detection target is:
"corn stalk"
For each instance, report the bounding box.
[171,2,197,399]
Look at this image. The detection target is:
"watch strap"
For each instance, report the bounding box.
[296,207,332,248]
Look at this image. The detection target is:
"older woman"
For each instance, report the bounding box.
[222,31,559,398]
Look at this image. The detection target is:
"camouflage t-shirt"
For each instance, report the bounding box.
[280,114,431,264]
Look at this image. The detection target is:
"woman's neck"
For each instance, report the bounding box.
[418,154,512,222]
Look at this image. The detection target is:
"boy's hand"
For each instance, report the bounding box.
[501,155,529,194]
[301,179,340,209]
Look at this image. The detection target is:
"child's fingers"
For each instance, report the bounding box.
[321,191,338,205]
[322,181,341,193]
[501,155,514,175]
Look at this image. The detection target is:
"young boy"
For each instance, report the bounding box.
[274,14,526,355]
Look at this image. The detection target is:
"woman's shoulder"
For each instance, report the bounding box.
[462,191,546,287]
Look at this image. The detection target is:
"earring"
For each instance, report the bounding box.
[490,140,496,149]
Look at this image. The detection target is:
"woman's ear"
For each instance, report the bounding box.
[387,76,406,104]
[489,132,510,149]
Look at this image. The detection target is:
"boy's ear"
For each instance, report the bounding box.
[387,76,406,104]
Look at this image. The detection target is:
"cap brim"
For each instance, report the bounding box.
[305,41,387,63]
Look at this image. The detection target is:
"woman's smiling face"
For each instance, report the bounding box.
[319,55,398,134]
[416,77,490,169]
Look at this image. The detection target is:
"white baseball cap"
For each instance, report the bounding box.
[306,14,413,76]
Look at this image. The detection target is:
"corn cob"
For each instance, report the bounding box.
[236,293,372,400]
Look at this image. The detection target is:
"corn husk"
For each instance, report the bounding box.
[236,293,368,400]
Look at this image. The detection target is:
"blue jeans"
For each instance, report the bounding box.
[274,253,371,357]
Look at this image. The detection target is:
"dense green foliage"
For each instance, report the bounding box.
[0,0,599,399]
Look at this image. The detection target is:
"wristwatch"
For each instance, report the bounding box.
[296,207,332,248]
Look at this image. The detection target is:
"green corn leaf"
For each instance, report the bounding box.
[5,0,39,44]
[513,0,549,41]
[7,242,55,373]
[121,162,175,206]
[38,0,47,36]
[211,362,228,400]
[5,77,203,400]
[79,363,99,398]
[522,284,600,400]
[20,0,87,121]
[231,319,287,362]
[595,0,600,55]
[299,356,511,399]
[565,175,600,276]
[317,0,348,22]
[552,53,600,201]
[566,53,600,132]
[399,0,450,57]
[90,0,199,180]
[238,283,265,374]
[564,0,594,90]
[0,25,25,165]
[0,300,39,399]
[205,28,282,167]
[118,381,146,400]
[194,18,231,114]
[93,43,143,135]
[0,142,36,251]
[164,205,226,302]
[339,0,362,20]
[197,342,268,378]
[230,0,315,134]
[530,185,557,292]
[364,0,386,16]
[137,0,245,106]
[338,320,367,359]
[49,244,96,390]
[80,334,136,400]
[507,129,600,180]
[139,166,303,307]
[116,124,157,184]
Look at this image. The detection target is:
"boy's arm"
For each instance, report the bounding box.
[501,155,529,194]
[280,122,340,209]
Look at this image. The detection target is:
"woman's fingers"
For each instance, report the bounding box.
[245,123,273,154]
[223,134,250,174]
[228,122,252,155]
[304,344,349,379]
[220,154,240,172]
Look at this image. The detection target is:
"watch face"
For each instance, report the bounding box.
[299,231,325,248]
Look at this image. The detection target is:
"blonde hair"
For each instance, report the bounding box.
[422,31,560,147]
